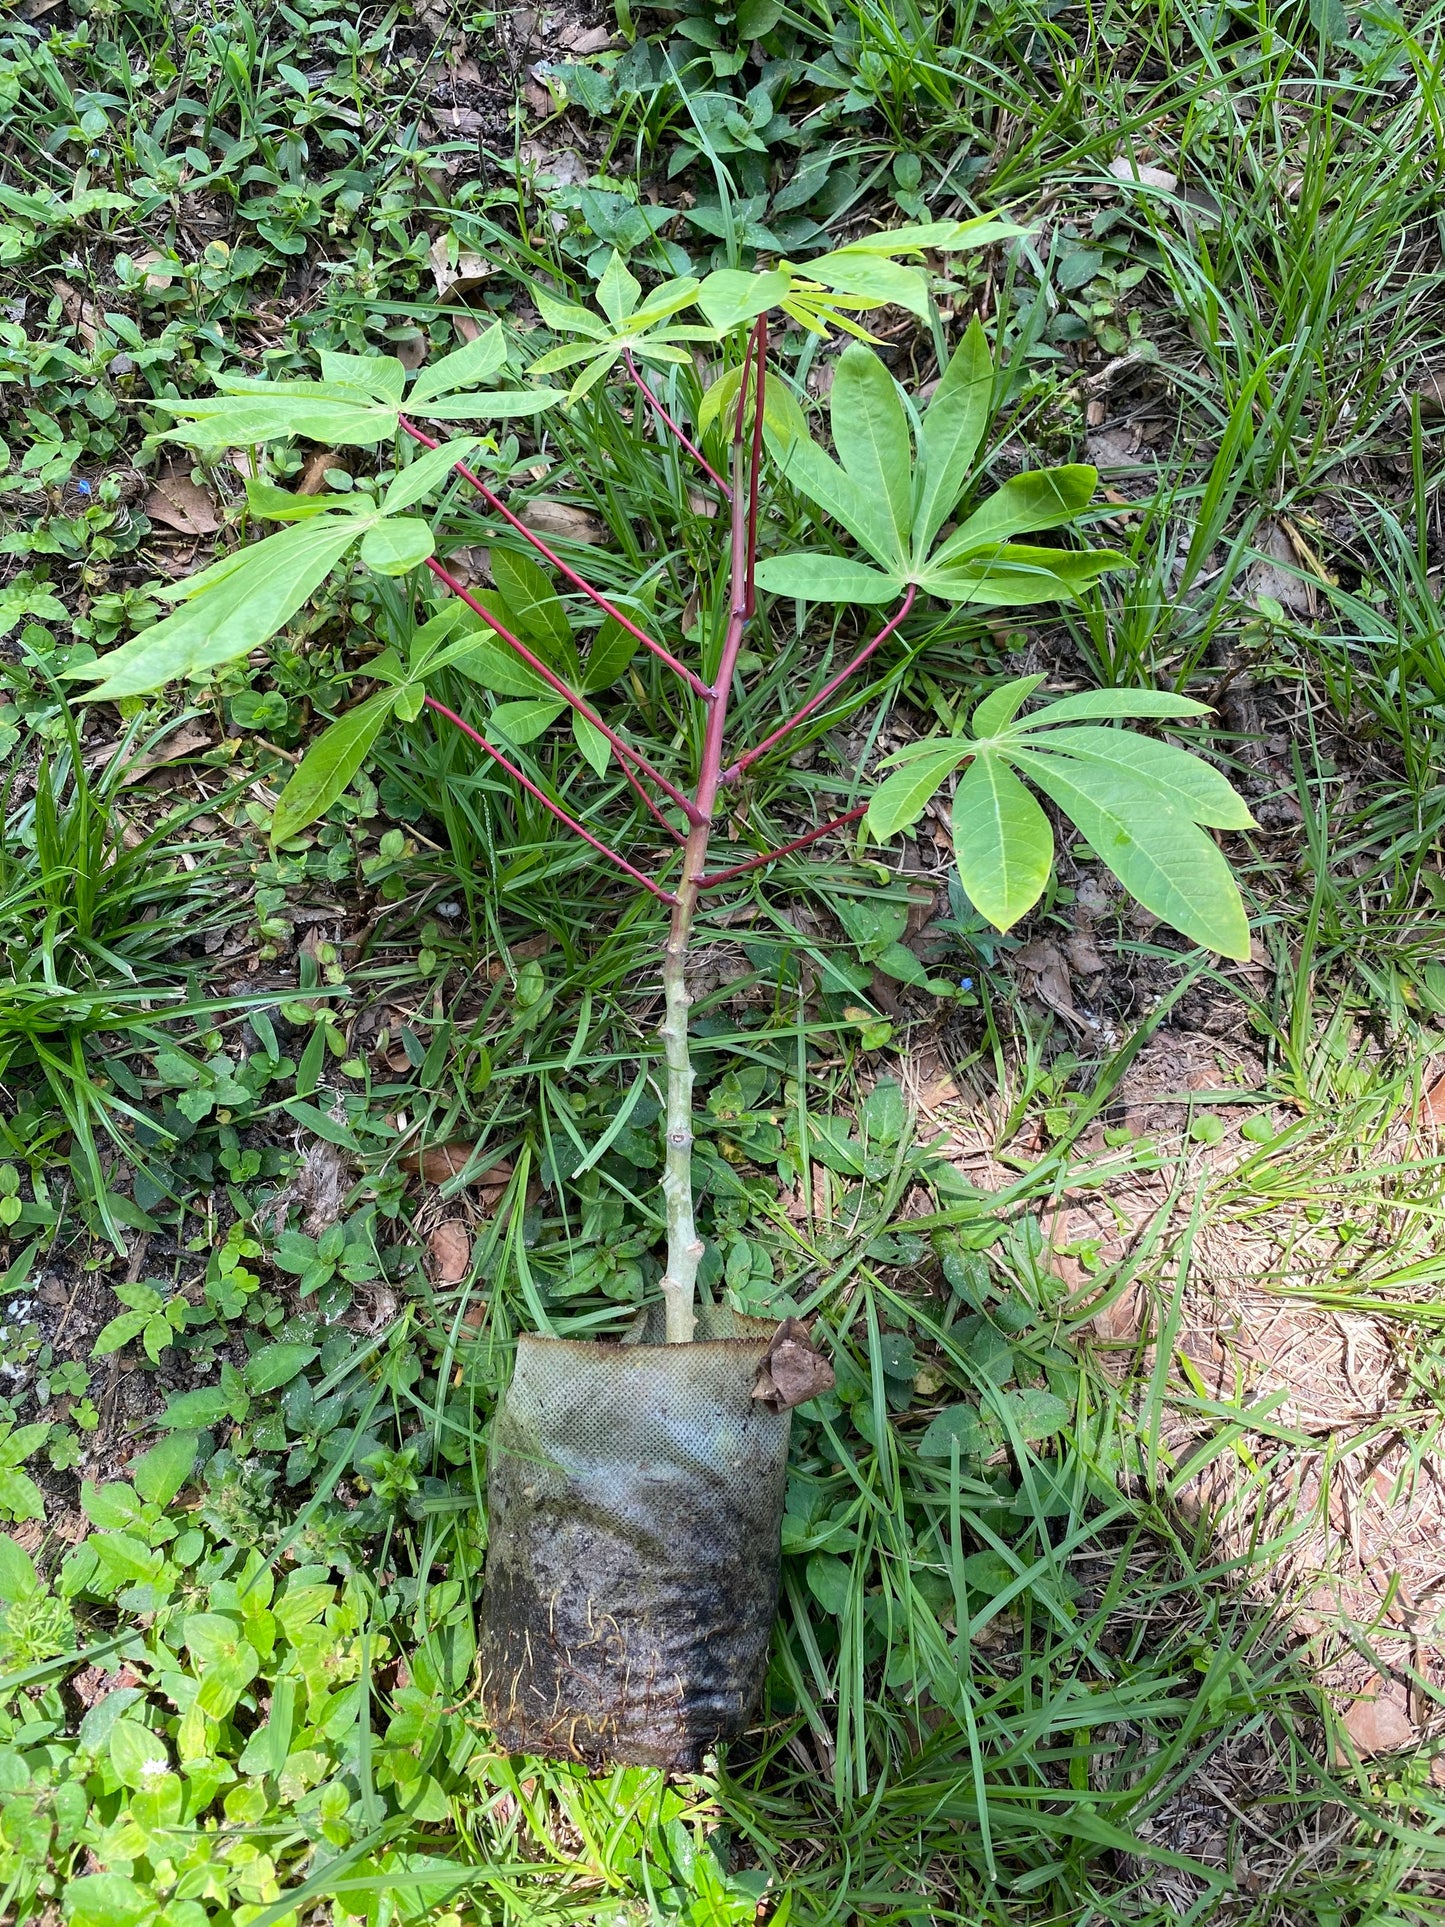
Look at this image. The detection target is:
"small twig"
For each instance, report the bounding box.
[697,804,868,889]
[723,584,917,783]
[399,416,712,699]
[425,555,702,827]
[422,695,678,905]
[623,350,731,499]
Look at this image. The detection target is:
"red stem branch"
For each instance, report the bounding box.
[697,804,868,889]
[424,555,701,828]
[623,350,731,499]
[399,415,712,700]
[722,583,917,784]
[422,695,678,905]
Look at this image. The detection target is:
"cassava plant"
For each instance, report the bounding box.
[69,226,1254,1352]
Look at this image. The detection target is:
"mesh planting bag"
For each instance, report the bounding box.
[479,1305,793,1769]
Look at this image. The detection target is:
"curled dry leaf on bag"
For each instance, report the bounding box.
[752,1317,835,1412]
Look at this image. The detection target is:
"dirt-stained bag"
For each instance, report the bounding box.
[479,1305,794,1770]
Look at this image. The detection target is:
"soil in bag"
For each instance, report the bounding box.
[479,1306,804,1769]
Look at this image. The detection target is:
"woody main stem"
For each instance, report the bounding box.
[657,327,763,1344]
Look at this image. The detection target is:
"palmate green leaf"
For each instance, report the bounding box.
[320,350,406,402]
[573,711,611,775]
[491,549,575,662]
[158,381,400,447]
[406,323,508,406]
[67,515,363,699]
[921,545,1118,606]
[970,674,1046,737]
[359,517,434,575]
[407,386,565,423]
[596,249,642,323]
[696,268,792,331]
[914,318,993,554]
[952,749,1054,930]
[583,613,637,693]
[753,553,901,603]
[493,697,566,743]
[865,740,970,838]
[1009,688,1210,727]
[380,437,483,514]
[799,248,930,320]
[432,611,552,697]
[934,466,1099,560]
[271,688,400,844]
[244,477,352,522]
[831,343,911,566]
[837,216,1029,257]
[763,417,901,571]
[1010,746,1250,957]
[1039,727,1255,829]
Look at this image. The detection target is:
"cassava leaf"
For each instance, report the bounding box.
[1009,688,1211,727]
[952,750,1054,930]
[408,387,565,422]
[970,674,1047,738]
[934,466,1099,560]
[696,267,792,331]
[271,688,399,843]
[831,344,911,566]
[67,516,363,699]
[492,697,566,743]
[1036,727,1255,829]
[572,710,612,775]
[839,216,1029,256]
[359,517,435,575]
[753,553,902,603]
[801,249,930,320]
[157,380,399,447]
[583,614,636,692]
[432,612,552,697]
[244,478,352,521]
[1009,746,1250,957]
[381,437,483,514]
[865,740,970,838]
[920,544,1117,606]
[914,318,994,553]
[405,322,508,406]
[596,249,642,323]
[763,417,902,570]
[490,549,575,663]
[319,350,406,402]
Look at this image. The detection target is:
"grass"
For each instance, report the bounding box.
[0,0,1444,1919]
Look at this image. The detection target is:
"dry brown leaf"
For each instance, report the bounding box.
[90,718,212,784]
[297,448,341,496]
[556,21,613,52]
[1249,519,1318,617]
[1412,370,1445,419]
[392,331,428,372]
[433,106,487,136]
[132,248,174,292]
[520,498,606,545]
[1422,1070,1445,1127]
[1066,928,1106,976]
[1013,940,1084,1026]
[401,1143,515,1194]
[1108,154,1178,192]
[144,468,219,536]
[429,234,493,302]
[53,277,100,351]
[1342,1680,1415,1756]
[428,1221,472,1284]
